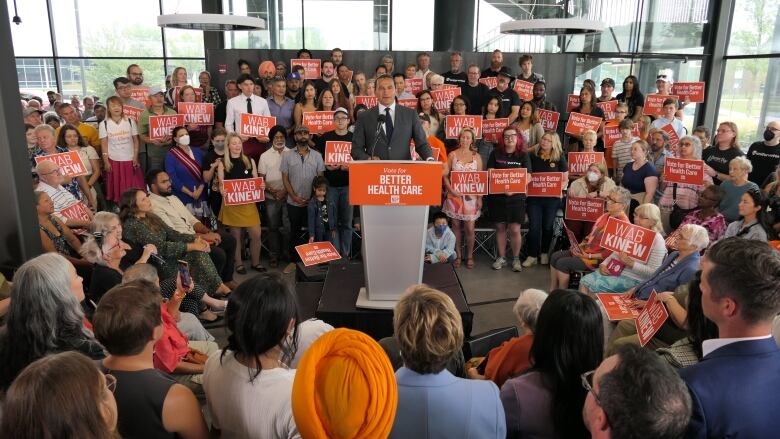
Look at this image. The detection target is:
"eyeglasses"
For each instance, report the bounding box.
[581,370,601,405]
[503,133,518,139]
[104,373,117,393]
[41,167,63,176]
[606,197,622,204]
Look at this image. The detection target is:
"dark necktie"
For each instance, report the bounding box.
[246,97,252,114]
[385,107,393,140]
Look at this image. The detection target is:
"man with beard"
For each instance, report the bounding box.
[482,49,510,78]
[259,126,292,267]
[315,60,338,96]
[531,81,556,112]
[126,64,145,86]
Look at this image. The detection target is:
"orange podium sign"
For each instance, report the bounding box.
[349,162,442,206]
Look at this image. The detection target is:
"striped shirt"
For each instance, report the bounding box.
[612,138,637,183]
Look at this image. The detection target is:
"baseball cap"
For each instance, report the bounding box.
[497,70,513,79]
[147,86,164,97]
[287,72,301,80]
[656,69,674,83]
[601,78,615,87]
[23,107,44,117]
[294,125,310,133]
[334,107,349,117]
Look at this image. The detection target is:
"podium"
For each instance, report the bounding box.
[349,160,443,308]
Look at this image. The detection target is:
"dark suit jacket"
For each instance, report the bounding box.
[680,338,780,438]
[351,104,433,160]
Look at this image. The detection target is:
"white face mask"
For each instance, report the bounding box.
[586,171,600,183]
[178,135,190,146]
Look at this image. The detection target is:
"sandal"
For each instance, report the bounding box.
[466,258,475,269]
[252,264,267,273]
[235,265,247,275]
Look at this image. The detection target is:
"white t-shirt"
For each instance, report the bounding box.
[99,117,138,161]
[291,319,334,368]
[73,146,99,175]
[258,147,286,191]
[203,350,301,439]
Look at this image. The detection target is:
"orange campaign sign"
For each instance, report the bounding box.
[222,177,265,205]
[130,86,150,103]
[568,152,605,176]
[513,80,534,101]
[123,105,144,123]
[660,123,680,152]
[431,87,461,115]
[302,111,335,135]
[445,115,483,139]
[664,157,705,186]
[671,82,705,103]
[397,98,418,110]
[596,100,618,120]
[478,77,498,89]
[61,201,91,225]
[148,114,186,140]
[482,118,509,143]
[488,168,527,194]
[290,59,321,80]
[409,142,444,162]
[405,78,424,95]
[450,171,488,196]
[349,162,443,206]
[355,95,378,108]
[603,124,641,148]
[538,109,560,132]
[566,94,580,112]
[596,293,642,321]
[636,290,669,347]
[295,241,342,266]
[564,112,603,136]
[324,141,353,166]
[599,217,656,264]
[34,151,88,178]
[177,102,214,126]
[172,87,203,106]
[527,172,565,197]
[239,113,276,137]
[643,94,679,116]
[565,196,606,222]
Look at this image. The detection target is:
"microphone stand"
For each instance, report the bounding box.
[369,115,386,159]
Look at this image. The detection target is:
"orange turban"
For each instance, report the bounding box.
[292,328,397,439]
[259,61,276,77]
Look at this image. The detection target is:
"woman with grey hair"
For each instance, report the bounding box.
[467,289,548,388]
[719,156,760,222]
[0,253,105,390]
[659,135,713,232]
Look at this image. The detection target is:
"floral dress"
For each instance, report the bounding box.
[443,155,481,221]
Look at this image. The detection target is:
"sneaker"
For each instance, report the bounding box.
[492,257,506,270]
[540,253,549,265]
[522,256,537,268]
[512,259,523,272]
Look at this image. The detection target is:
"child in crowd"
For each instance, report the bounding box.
[612,118,639,182]
[308,176,336,244]
[425,212,457,264]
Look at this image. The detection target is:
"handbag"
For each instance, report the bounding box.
[670,184,695,230]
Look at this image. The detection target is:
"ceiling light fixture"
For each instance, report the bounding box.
[157,14,266,31]
[500,18,605,36]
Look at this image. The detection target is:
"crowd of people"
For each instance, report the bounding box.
[5,47,780,438]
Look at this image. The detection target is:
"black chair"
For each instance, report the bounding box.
[462,326,519,360]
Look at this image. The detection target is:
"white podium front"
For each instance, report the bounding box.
[349,160,442,309]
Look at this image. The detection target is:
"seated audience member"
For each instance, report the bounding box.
[36,191,91,275]
[680,238,780,437]
[35,159,94,229]
[388,285,506,438]
[550,188,631,291]
[204,273,302,438]
[0,352,119,438]
[580,203,667,295]
[658,135,713,232]
[582,344,692,439]
[147,169,237,287]
[692,125,711,150]
[467,288,548,388]
[765,172,780,234]
[292,328,397,439]
[501,289,603,438]
[565,162,617,242]
[703,121,744,185]
[722,187,771,241]
[93,282,208,439]
[719,156,760,222]
[425,211,457,264]
[120,188,231,297]
[290,317,334,368]
[0,253,105,390]
[675,185,727,245]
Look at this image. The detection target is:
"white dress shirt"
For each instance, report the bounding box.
[225,93,271,133]
[377,102,396,136]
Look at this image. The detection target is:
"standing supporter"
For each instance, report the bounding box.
[438,96,481,156]
[676,185,728,244]
[566,162,617,242]
[461,64,490,116]
[44,111,61,129]
[692,125,711,149]
[127,63,145,86]
[23,106,44,126]
[489,71,521,125]
[393,73,414,99]
[380,54,395,75]
[512,101,544,147]
[139,86,177,171]
[175,86,210,149]
[82,96,95,120]
[568,86,605,152]
[418,113,447,162]
[225,73,272,162]
[722,188,770,241]
[113,76,146,110]
[34,160,93,228]
[314,59,337,96]
[166,67,190,107]
[202,128,227,217]
[214,80,239,130]
[416,90,442,134]
[275,60,288,78]
[331,47,343,65]
[307,177,334,245]
[100,96,143,206]
[32,124,94,207]
[531,81,556,111]
[659,135,713,232]
[286,71,302,101]
[259,126,291,267]
[414,52,434,79]
[719,156,759,222]
[615,75,644,121]
[655,70,674,96]
[404,63,417,79]
[651,98,685,138]
[443,51,468,87]
[621,140,658,205]
[267,76,296,137]
[611,118,638,183]
[58,123,104,210]
[258,61,276,95]
[24,123,37,156]
[293,80,318,130]
[353,71,368,96]
[482,49,509,77]
[329,79,352,120]
[703,121,744,185]
[483,96,501,120]
[336,63,353,97]
[597,78,616,102]
[637,114,652,140]
[428,74,445,91]
[517,54,544,84]
[443,127,483,269]
[525,133,568,268]
[746,121,780,185]
[237,59,252,75]
[648,130,673,200]
[57,102,101,149]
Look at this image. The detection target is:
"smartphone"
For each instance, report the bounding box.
[177,260,192,289]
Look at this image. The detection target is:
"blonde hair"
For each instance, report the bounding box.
[635,203,665,235]
[223,132,251,172]
[632,139,651,162]
[582,129,598,142]
[718,121,739,149]
[530,132,563,162]
[393,285,463,374]
[80,212,121,264]
[459,127,477,152]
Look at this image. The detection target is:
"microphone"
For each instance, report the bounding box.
[370,114,386,159]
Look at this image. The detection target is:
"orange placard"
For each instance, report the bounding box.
[596,293,642,321]
[643,94,679,116]
[404,78,424,95]
[239,113,276,137]
[565,196,606,222]
[527,172,565,197]
[660,123,680,152]
[671,82,705,103]
[769,240,780,252]
[290,59,321,80]
[130,86,150,103]
[566,94,580,112]
[431,87,461,115]
[478,77,498,89]
[324,141,353,166]
[123,105,144,123]
[513,80,533,101]
[148,114,186,141]
[664,157,704,186]
[603,124,641,148]
[599,217,656,264]
[60,201,91,222]
[568,152,605,176]
[355,96,378,108]
[482,118,509,143]
[596,100,618,120]
[444,115,483,139]
[564,112,603,136]
[295,241,342,266]
[349,162,443,206]
[488,168,527,194]
[636,290,669,347]
[177,102,214,126]
[409,142,443,162]
[450,171,488,196]
[172,87,202,106]
[302,111,335,135]
[538,109,560,132]
[222,177,265,205]
[34,151,88,178]
[397,98,418,110]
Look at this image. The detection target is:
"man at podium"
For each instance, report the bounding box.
[351,75,434,161]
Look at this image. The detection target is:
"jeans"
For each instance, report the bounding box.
[264,197,290,260]
[328,185,353,257]
[287,204,308,261]
[527,197,561,257]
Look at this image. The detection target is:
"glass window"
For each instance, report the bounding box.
[303,0,388,50]
[162,0,205,58]
[475,0,560,53]
[222,0,300,49]
[57,59,165,102]
[391,0,434,51]
[7,0,52,56]
[718,58,780,148]
[636,0,709,55]
[165,59,207,86]
[16,58,56,99]
[728,0,780,55]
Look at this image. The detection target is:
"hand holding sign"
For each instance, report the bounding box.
[635,290,669,346]
[598,217,656,264]
[35,152,88,178]
[449,171,488,196]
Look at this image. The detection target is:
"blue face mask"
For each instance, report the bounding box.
[434,224,447,234]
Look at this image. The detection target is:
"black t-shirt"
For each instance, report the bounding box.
[314,78,335,97]
[443,71,468,87]
[461,83,490,116]
[746,141,780,186]
[214,101,228,127]
[529,152,568,174]
[615,91,645,119]
[702,146,744,185]
[201,149,224,172]
[481,66,511,78]
[488,87,522,119]
[315,130,353,187]
[486,149,532,200]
